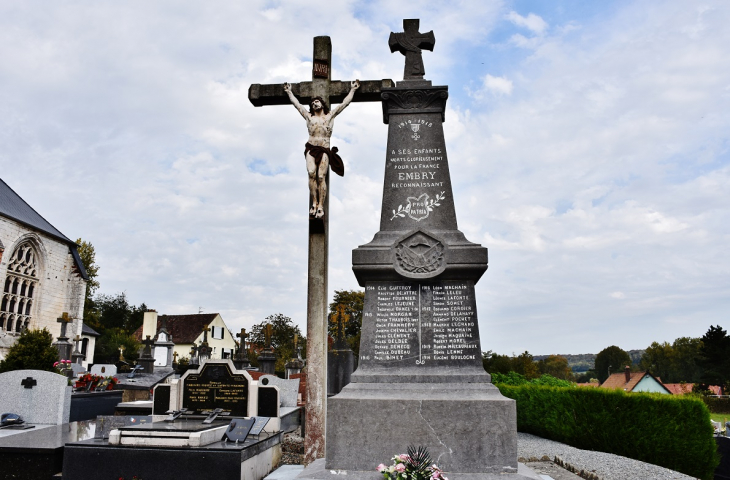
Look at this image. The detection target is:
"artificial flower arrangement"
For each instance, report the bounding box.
[74,374,118,390]
[53,359,72,373]
[377,446,448,480]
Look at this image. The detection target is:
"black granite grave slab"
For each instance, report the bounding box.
[181,362,249,416]
[62,430,282,480]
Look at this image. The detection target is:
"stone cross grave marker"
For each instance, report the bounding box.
[0,370,71,425]
[249,35,393,465]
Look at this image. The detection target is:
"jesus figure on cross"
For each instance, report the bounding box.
[284,79,360,219]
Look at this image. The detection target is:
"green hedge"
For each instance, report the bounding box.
[498,384,719,480]
[701,396,730,414]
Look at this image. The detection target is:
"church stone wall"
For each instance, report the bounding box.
[0,216,87,340]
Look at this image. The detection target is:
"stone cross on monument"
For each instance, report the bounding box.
[249,36,393,464]
[388,19,435,80]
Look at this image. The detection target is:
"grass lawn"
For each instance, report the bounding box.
[710,412,730,425]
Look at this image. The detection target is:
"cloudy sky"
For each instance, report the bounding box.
[2,1,728,356]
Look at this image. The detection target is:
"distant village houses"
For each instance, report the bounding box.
[133,311,236,361]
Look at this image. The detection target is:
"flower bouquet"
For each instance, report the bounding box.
[377,446,448,480]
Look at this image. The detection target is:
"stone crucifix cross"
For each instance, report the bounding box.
[249,36,393,223]
[248,35,393,465]
[389,19,435,80]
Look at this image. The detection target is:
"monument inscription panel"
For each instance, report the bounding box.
[358,280,480,369]
[181,363,248,416]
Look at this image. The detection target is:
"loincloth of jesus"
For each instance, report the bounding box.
[304,142,345,177]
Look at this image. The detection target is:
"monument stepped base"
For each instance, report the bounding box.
[298,459,541,480]
[324,382,522,475]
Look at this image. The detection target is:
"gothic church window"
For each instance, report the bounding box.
[1,241,39,333]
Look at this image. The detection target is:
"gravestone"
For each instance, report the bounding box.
[257,386,280,418]
[180,360,251,417]
[90,364,117,376]
[259,375,300,407]
[0,369,71,425]
[323,19,523,476]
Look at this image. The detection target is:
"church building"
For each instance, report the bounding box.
[0,179,91,362]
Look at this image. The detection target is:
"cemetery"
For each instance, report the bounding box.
[0,15,727,480]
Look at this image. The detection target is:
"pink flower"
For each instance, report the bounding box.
[376,464,387,472]
[398,454,410,462]
[395,464,405,473]
[53,362,59,367]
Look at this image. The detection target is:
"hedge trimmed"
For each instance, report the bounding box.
[701,396,730,414]
[498,384,719,480]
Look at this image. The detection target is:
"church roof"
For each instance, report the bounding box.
[132,313,221,344]
[0,178,88,280]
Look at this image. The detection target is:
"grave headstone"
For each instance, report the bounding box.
[180,360,251,417]
[324,19,520,475]
[153,384,172,415]
[0,369,71,425]
[257,386,279,418]
[90,364,117,376]
[257,324,276,375]
[259,375,300,408]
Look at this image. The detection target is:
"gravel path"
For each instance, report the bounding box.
[518,432,697,480]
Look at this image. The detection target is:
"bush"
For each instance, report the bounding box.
[491,372,574,388]
[0,328,59,373]
[699,395,730,414]
[498,384,719,479]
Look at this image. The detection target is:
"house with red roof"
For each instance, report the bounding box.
[133,310,237,362]
[600,366,672,394]
[663,383,722,396]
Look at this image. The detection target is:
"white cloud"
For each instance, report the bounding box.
[506,11,548,34]
[483,74,513,96]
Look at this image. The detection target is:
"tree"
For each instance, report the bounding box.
[328,289,364,356]
[699,325,730,392]
[639,342,674,382]
[671,336,703,383]
[594,345,632,384]
[75,238,100,300]
[511,351,539,379]
[482,351,513,374]
[85,292,147,364]
[250,313,304,376]
[0,328,59,373]
[537,355,574,380]
[86,293,146,335]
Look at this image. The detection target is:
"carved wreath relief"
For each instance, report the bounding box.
[395,232,444,274]
[391,192,446,221]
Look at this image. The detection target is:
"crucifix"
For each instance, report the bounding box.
[263,323,273,351]
[389,19,435,80]
[248,36,393,464]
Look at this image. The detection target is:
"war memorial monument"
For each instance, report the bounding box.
[250,18,539,479]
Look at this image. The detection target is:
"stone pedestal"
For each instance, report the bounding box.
[258,351,276,375]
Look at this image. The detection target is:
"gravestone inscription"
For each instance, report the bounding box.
[181,362,249,417]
